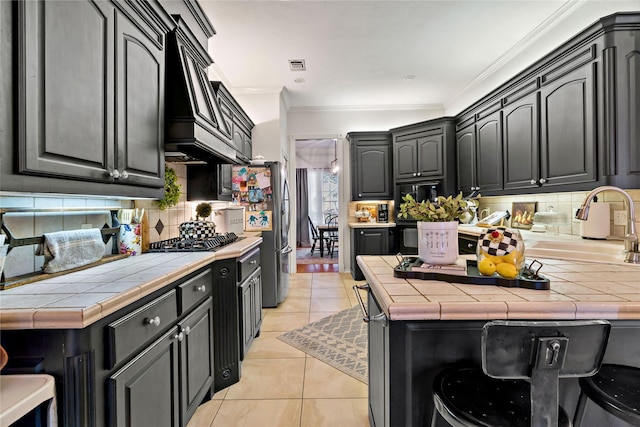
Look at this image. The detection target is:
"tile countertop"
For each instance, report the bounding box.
[349,222,396,228]
[356,252,640,322]
[0,236,262,330]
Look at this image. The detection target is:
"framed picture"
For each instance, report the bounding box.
[511,202,536,229]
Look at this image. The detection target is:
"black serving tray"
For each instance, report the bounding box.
[393,257,550,290]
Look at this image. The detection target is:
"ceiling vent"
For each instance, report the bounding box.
[288,59,306,71]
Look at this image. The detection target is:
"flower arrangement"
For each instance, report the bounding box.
[398,192,477,222]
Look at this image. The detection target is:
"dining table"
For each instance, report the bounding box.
[316,224,338,257]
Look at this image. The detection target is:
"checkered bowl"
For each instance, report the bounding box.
[179,221,217,240]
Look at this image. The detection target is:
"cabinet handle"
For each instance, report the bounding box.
[358,193,362,197]
[530,179,537,185]
[417,172,421,176]
[145,316,161,327]
[109,169,121,179]
[467,243,474,249]
[360,231,364,235]
[183,326,191,336]
[539,178,546,184]
[196,285,207,293]
[352,284,388,326]
[120,170,129,179]
[250,260,257,265]
[174,332,184,342]
[413,173,417,177]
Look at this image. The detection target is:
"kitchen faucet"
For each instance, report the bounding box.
[575,186,639,264]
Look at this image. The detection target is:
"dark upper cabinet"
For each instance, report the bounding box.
[456,126,477,197]
[394,133,443,180]
[539,63,597,188]
[15,0,171,190]
[187,164,232,201]
[503,92,539,190]
[391,119,458,197]
[475,109,503,193]
[348,132,392,200]
[211,82,254,164]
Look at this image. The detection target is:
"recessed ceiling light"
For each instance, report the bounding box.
[294,78,305,83]
[403,75,416,81]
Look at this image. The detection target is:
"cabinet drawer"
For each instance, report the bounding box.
[237,248,260,283]
[178,268,212,315]
[106,290,178,368]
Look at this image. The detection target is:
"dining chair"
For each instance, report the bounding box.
[308,216,327,256]
[431,320,611,427]
[326,214,339,258]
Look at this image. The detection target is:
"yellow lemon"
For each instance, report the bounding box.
[496,263,517,279]
[489,254,505,265]
[478,258,497,276]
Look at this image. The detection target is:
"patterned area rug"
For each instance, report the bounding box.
[278,305,367,384]
[296,247,338,264]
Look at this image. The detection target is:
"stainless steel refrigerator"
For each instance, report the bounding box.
[232,162,291,307]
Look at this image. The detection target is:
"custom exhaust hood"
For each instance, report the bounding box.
[164,16,237,165]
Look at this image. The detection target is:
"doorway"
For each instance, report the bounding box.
[294,139,339,272]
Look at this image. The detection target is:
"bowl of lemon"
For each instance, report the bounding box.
[476,228,525,279]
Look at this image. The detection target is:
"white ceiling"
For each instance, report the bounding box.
[201,0,639,114]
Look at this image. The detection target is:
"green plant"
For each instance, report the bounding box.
[398,192,476,222]
[195,202,212,220]
[155,166,181,210]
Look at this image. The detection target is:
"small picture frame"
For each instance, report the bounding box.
[511,202,537,229]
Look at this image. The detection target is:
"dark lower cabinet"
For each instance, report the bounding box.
[366,290,640,427]
[179,300,215,424]
[109,327,181,427]
[239,267,262,360]
[351,228,392,281]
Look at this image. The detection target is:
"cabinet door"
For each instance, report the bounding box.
[252,269,263,337]
[456,127,477,196]
[180,299,214,424]
[368,292,388,427]
[394,139,417,180]
[109,327,180,427]
[17,0,115,182]
[475,111,503,193]
[503,93,539,190]
[417,134,444,177]
[239,278,253,360]
[353,144,392,200]
[351,228,389,280]
[115,11,165,188]
[540,65,597,187]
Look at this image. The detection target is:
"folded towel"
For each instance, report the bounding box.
[36,229,105,273]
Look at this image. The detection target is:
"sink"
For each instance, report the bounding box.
[525,238,629,264]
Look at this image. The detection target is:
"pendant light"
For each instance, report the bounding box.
[330,139,339,174]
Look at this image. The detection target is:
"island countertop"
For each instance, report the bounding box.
[0,236,262,330]
[356,253,640,321]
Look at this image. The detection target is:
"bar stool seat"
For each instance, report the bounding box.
[0,374,57,427]
[574,364,640,426]
[431,320,611,427]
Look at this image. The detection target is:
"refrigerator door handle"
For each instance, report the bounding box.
[281,245,293,254]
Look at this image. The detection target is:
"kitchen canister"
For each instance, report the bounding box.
[118,223,142,256]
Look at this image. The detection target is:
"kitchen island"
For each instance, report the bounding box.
[0,236,262,427]
[357,252,640,426]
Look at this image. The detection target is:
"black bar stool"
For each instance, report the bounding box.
[431,320,611,427]
[573,364,640,426]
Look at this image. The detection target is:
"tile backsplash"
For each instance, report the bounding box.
[477,189,640,238]
[0,163,230,279]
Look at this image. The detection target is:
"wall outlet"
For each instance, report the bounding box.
[613,210,627,226]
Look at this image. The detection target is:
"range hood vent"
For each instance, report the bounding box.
[165,16,237,165]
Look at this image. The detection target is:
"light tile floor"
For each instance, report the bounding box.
[187,272,370,427]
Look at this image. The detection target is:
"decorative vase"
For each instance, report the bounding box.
[417,221,459,265]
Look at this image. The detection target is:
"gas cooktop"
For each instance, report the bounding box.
[147,232,242,252]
